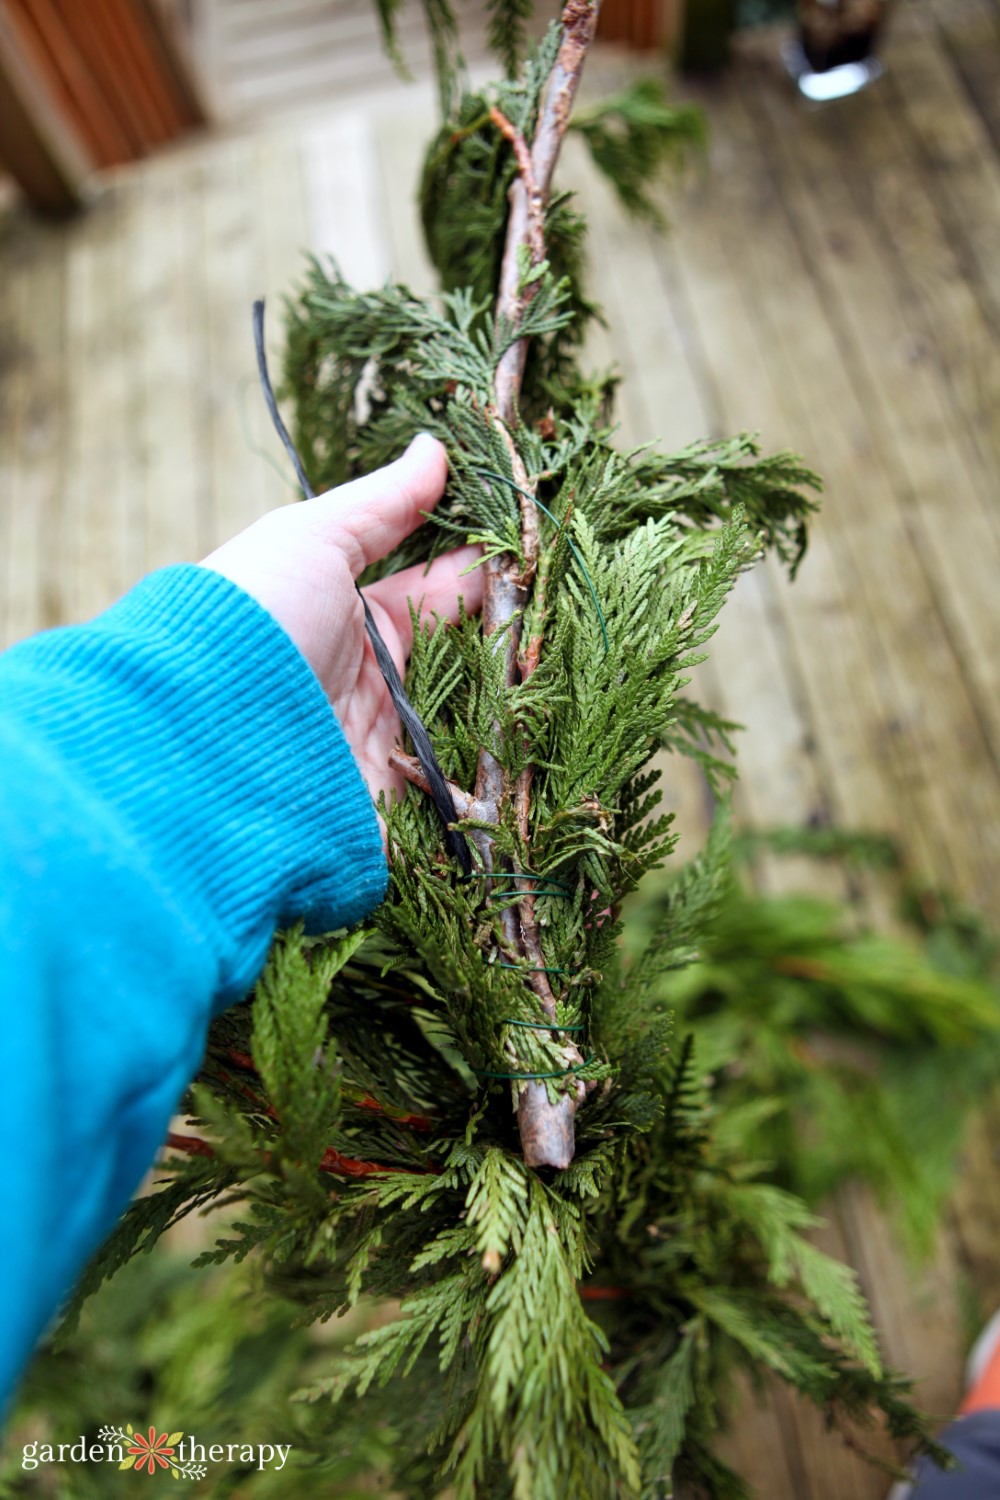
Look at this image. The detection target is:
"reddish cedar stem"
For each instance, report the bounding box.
[163,1132,432,1180]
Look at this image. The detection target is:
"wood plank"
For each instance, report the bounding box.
[931,0,1000,152]
[738,60,1000,907]
[102,0,187,140]
[221,40,432,114]
[56,0,157,155]
[371,100,439,296]
[664,94,916,857]
[61,186,138,625]
[220,6,424,66]
[197,0,492,122]
[6,0,134,166]
[0,214,29,648]
[302,111,390,288]
[662,63,989,921]
[577,56,843,892]
[223,54,398,115]
[948,1093,1000,1305]
[687,59,984,1452]
[143,0,209,127]
[216,0,372,36]
[255,127,313,503]
[657,78,967,1402]
[716,1371,816,1499]
[887,6,1000,339]
[131,152,210,573]
[188,0,226,118]
[199,135,272,551]
[836,27,1000,555]
[838,1182,964,1419]
[3,216,67,645]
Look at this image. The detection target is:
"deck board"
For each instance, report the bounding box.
[932,0,1000,153]
[740,62,1000,905]
[1,5,999,1494]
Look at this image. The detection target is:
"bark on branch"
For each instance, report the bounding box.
[477,0,601,1170]
[388,3,600,1169]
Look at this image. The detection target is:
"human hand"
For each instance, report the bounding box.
[202,434,482,809]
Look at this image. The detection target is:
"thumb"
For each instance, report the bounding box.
[310,433,449,577]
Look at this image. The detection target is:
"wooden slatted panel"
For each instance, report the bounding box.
[0,0,93,210]
[1,0,203,174]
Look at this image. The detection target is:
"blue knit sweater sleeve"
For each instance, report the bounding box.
[0,565,388,1410]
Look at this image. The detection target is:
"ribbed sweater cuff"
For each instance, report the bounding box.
[1,565,387,1004]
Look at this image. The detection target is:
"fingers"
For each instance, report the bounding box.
[309,433,449,578]
[363,545,484,658]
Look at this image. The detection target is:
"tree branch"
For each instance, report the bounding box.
[387,4,601,1167]
[390,749,494,824]
[476,0,601,1170]
[493,0,601,416]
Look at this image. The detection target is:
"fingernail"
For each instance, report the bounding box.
[406,431,439,458]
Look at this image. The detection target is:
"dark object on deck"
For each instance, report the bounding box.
[786,0,890,99]
[797,0,885,70]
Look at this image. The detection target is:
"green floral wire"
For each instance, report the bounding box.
[470,466,610,653]
[502,1018,584,1032]
[457,872,573,893]
[459,871,573,905]
[498,961,568,974]
[489,888,569,902]
[462,874,588,1074]
[463,872,576,973]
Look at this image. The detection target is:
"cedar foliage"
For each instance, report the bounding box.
[57,6,953,1497]
[646,830,1000,1258]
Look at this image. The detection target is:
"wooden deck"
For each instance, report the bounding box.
[189,0,498,121]
[1,0,999,1492]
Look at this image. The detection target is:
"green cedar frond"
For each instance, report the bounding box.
[731,823,901,869]
[570,78,706,226]
[465,1147,530,1266]
[649,837,1000,1259]
[420,0,465,118]
[630,1333,697,1494]
[715,1180,882,1376]
[487,0,534,77]
[250,928,365,1174]
[371,0,408,72]
[466,1184,642,1500]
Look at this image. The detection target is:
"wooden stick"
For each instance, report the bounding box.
[477,0,601,1170]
